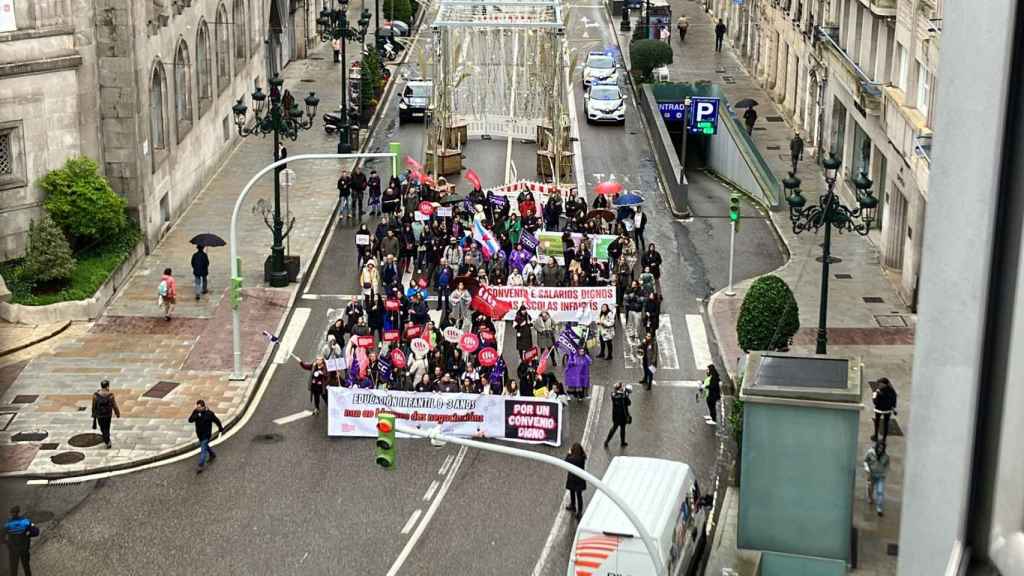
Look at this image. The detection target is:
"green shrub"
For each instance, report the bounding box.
[22,214,76,285]
[736,274,800,352]
[41,156,127,248]
[629,39,673,82]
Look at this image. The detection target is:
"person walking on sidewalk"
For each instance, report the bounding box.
[4,506,37,576]
[870,377,898,442]
[715,19,727,52]
[368,169,382,217]
[331,36,341,63]
[701,364,721,424]
[604,382,632,448]
[640,333,658,390]
[676,15,689,43]
[564,442,588,521]
[191,245,210,301]
[91,379,120,449]
[338,169,352,220]
[597,304,616,360]
[864,442,890,516]
[158,268,177,321]
[350,166,368,220]
[790,131,805,174]
[743,105,759,135]
[188,400,224,474]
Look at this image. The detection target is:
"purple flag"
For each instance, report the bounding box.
[520,229,539,254]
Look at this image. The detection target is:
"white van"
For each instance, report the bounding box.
[567,456,711,576]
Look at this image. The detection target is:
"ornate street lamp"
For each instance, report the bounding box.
[317,6,370,153]
[232,75,319,287]
[784,153,879,354]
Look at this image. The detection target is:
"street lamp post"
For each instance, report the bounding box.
[783,154,879,354]
[231,76,319,288]
[318,6,371,154]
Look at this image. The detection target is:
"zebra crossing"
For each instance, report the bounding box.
[618,313,712,375]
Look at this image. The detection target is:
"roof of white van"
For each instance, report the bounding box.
[579,456,691,538]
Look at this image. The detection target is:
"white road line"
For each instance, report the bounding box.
[274,307,311,364]
[656,315,679,370]
[273,410,314,425]
[422,479,440,501]
[400,509,423,535]
[655,380,701,389]
[531,385,604,576]
[620,313,639,369]
[386,446,468,576]
[438,454,454,476]
[686,314,713,372]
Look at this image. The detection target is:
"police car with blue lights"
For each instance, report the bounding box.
[584,80,626,125]
[581,51,619,87]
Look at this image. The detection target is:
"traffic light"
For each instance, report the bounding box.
[729,193,741,231]
[230,276,243,310]
[376,412,396,468]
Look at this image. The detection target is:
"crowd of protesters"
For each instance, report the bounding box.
[294,165,669,414]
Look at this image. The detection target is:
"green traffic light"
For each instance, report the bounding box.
[729,194,741,223]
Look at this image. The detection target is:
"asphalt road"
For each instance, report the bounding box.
[0,0,784,574]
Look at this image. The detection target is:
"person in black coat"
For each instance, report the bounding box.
[565,442,588,520]
[604,382,632,448]
[704,364,722,423]
[188,400,224,473]
[191,245,210,301]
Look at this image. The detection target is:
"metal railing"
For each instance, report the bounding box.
[816,25,883,98]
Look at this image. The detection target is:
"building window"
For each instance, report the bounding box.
[216,4,231,93]
[916,63,932,119]
[174,40,193,143]
[0,132,11,177]
[896,43,908,90]
[150,64,167,152]
[0,122,24,191]
[196,22,212,115]
[233,0,247,68]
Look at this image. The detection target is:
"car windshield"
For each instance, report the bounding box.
[588,56,615,69]
[590,86,621,101]
[405,85,431,98]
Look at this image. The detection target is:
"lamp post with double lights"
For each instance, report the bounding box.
[231,76,319,287]
[783,153,879,354]
[318,5,371,153]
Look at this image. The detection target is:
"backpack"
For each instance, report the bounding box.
[158,280,168,297]
[94,392,114,418]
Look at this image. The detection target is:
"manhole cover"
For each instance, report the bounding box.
[815,255,842,264]
[51,451,85,465]
[12,395,38,404]
[301,78,316,82]
[721,75,734,81]
[27,510,54,523]
[253,433,284,443]
[835,273,853,279]
[875,314,907,328]
[765,115,784,122]
[765,145,780,150]
[68,433,105,448]
[143,381,179,399]
[39,443,59,451]
[11,431,48,442]
[863,296,885,304]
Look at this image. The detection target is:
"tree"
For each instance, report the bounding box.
[736,274,800,352]
[384,0,412,23]
[22,213,76,285]
[41,156,127,248]
[629,39,673,83]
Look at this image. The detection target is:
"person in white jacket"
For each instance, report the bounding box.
[597,304,616,360]
[359,260,380,300]
[449,282,472,330]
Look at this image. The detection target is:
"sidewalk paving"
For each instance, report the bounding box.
[0,37,364,477]
[625,3,911,574]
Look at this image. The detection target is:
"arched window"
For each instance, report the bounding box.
[232,0,247,68]
[174,39,193,142]
[150,62,167,156]
[196,21,212,114]
[215,4,231,93]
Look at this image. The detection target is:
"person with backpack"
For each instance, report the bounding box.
[871,377,898,442]
[190,245,210,301]
[4,506,38,576]
[91,379,121,449]
[158,268,177,321]
[188,399,224,474]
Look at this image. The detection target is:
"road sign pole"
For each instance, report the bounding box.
[725,219,736,297]
[394,424,668,576]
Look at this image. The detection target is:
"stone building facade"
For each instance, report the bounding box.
[0,0,315,260]
[709,0,942,308]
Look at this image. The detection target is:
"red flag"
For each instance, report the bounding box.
[465,168,482,190]
[405,155,423,172]
[471,285,513,320]
[537,347,552,374]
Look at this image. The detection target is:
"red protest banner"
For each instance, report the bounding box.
[404,324,423,339]
[385,298,401,312]
[389,348,407,369]
[471,285,513,320]
[523,346,539,362]
[383,329,400,342]
[418,201,435,216]
[459,332,480,353]
[356,335,375,348]
[478,347,498,367]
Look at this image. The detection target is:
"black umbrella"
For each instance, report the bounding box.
[734,98,759,108]
[190,233,227,247]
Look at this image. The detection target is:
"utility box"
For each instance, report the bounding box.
[737,352,862,574]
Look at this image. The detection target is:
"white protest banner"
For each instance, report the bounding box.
[326,356,348,372]
[410,338,430,356]
[355,233,371,246]
[327,388,563,445]
[0,0,15,32]
[442,326,463,343]
[437,206,453,218]
[486,285,616,323]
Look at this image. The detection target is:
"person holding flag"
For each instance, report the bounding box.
[472,210,500,261]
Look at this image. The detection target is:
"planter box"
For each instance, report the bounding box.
[0,242,146,325]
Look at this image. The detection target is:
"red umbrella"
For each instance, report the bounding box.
[594,181,624,196]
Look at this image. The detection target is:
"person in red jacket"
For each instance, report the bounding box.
[158,268,177,321]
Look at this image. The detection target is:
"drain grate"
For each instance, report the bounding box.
[875,314,908,328]
[51,451,85,465]
[253,432,284,443]
[143,381,179,399]
[887,543,899,556]
[12,395,38,404]
[68,433,105,448]
[835,273,853,279]
[721,75,735,82]
[765,145,780,150]
[816,255,842,264]
[11,431,47,442]
[301,78,316,83]
[765,115,784,122]
[863,296,885,304]
[39,443,59,451]
[754,126,767,131]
